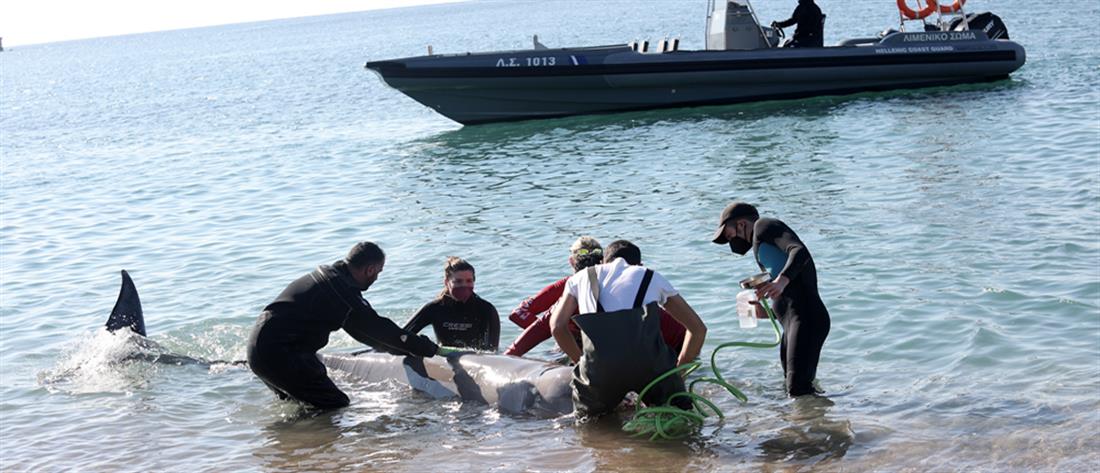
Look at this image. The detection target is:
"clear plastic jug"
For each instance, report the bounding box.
[736,289,758,329]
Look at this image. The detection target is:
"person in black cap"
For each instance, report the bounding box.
[247,241,442,410]
[712,202,830,397]
[772,0,825,48]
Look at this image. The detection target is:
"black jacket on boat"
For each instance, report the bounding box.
[775,0,824,48]
[248,260,439,357]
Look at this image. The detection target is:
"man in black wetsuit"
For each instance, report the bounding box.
[247,241,441,409]
[404,257,500,351]
[772,0,825,48]
[711,202,830,397]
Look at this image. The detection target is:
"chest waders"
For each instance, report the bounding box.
[623,272,782,440]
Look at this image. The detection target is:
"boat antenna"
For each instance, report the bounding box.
[705,0,715,42]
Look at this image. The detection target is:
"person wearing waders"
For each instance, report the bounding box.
[549,240,707,419]
[247,241,441,409]
[711,202,830,396]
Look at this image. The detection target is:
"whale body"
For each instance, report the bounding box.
[321,351,574,416]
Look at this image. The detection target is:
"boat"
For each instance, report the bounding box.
[364,1,1025,125]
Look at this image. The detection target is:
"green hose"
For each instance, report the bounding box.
[622,299,782,440]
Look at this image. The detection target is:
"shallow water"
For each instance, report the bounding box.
[2,0,1098,471]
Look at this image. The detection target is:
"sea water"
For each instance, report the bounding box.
[1,0,1098,471]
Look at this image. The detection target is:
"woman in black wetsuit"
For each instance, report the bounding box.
[403,257,500,351]
[711,202,830,397]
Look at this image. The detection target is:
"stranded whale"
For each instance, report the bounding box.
[104,270,573,415]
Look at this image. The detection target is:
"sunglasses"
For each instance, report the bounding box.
[574,248,602,257]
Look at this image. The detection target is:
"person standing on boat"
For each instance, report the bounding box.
[404,257,500,351]
[550,240,707,418]
[772,0,825,48]
[247,241,442,410]
[711,202,830,397]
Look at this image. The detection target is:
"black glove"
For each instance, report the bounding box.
[407,334,440,357]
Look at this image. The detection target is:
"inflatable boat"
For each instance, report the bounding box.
[365,1,1025,125]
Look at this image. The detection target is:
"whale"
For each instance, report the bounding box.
[321,350,574,416]
[104,270,575,415]
[104,270,225,366]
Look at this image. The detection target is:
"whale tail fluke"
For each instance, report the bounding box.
[106,270,146,336]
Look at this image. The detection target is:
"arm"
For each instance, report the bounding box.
[508,277,568,328]
[755,218,812,299]
[550,293,583,363]
[774,6,801,28]
[402,302,434,335]
[508,298,538,328]
[660,294,707,367]
[503,316,553,356]
[486,302,501,352]
[343,300,439,357]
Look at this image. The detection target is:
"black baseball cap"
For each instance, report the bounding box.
[711,202,758,255]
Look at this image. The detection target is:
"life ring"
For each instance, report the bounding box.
[897,0,937,20]
[937,0,966,13]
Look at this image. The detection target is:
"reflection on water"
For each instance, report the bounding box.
[414,77,1019,153]
[573,412,705,472]
[256,411,346,471]
[758,396,854,464]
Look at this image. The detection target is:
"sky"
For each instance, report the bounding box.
[0,0,464,47]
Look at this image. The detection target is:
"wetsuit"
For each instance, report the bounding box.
[504,276,687,357]
[775,0,824,48]
[752,217,830,396]
[247,261,440,409]
[403,293,500,351]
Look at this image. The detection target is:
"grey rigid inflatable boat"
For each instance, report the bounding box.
[365,1,1025,125]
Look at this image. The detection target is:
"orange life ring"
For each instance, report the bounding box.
[937,0,966,13]
[897,0,937,20]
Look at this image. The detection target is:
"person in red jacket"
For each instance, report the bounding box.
[504,236,603,356]
[503,237,687,357]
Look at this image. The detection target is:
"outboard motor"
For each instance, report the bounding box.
[706,0,773,50]
[950,12,1010,40]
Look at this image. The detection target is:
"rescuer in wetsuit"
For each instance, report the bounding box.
[712,202,830,397]
[772,0,825,48]
[247,241,441,409]
[404,257,500,351]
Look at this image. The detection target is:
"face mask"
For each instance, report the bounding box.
[450,286,473,302]
[729,237,752,255]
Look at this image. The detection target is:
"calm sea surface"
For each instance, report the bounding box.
[2,0,1098,471]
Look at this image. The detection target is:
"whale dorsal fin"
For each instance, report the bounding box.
[106,270,146,336]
